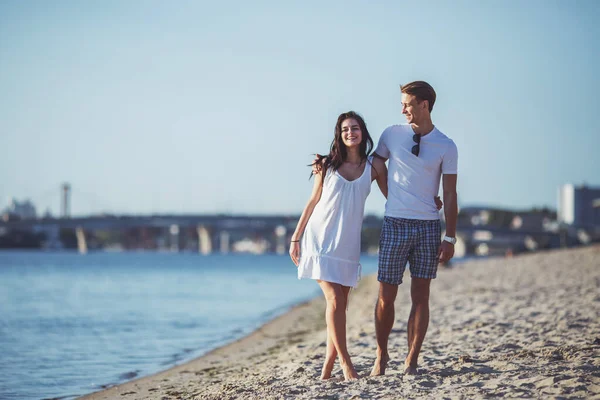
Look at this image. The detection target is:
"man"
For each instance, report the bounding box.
[370,81,458,376]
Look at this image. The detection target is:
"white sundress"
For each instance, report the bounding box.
[297,157,373,287]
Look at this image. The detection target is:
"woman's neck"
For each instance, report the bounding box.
[345,148,362,164]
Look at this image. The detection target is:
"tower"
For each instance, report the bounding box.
[61,183,71,218]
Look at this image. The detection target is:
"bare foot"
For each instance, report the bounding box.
[320,357,335,380]
[404,364,418,375]
[341,361,359,381]
[370,353,389,376]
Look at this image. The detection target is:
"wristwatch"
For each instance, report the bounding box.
[443,236,457,245]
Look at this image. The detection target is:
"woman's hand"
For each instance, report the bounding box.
[289,242,300,266]
[435,196,443,210]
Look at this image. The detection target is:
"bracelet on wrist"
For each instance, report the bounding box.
[290,240,299,242]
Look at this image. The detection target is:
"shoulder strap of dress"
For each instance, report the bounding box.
[366,156,374,171]
[363,156,373,181]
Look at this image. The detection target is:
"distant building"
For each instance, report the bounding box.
[510,213,555,232]
[3,198,37,220]
[558,184,600,227]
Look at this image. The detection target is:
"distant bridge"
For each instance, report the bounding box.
[0,214,386,254]
[0,215,297,254]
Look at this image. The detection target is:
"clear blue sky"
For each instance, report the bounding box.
[1,0,599,216]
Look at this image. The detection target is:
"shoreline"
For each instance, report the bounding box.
[75,297,317,396]
[79,292,329,400]
[81,246,600,399]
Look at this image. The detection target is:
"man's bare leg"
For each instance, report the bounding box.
[371,282,398,376]
[407,301,416,351]
[320,285,351,379]
[318,281,358,381]
[405,277,431,374]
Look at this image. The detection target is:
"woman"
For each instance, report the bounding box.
[289,111,387,381]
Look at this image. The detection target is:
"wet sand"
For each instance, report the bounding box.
[81,245,600,399]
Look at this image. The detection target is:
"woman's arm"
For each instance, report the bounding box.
[371,157,388,199]
[289,167,325,266]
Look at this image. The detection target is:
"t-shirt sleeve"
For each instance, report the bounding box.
[374,128,390,159]
[442,140,458,174]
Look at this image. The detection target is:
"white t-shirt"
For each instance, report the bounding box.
[374,124,458,220]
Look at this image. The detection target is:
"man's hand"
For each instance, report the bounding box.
[438,241,454,263]
[434,196,443,210]
[289,242,300,266]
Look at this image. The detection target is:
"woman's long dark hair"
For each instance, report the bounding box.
[311,111,374,178]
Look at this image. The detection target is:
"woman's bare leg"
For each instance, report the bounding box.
[320,285,352,379]
[321,328,337,379]
[318,281,358,381]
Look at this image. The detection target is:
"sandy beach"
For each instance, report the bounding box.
[81,245,600,399]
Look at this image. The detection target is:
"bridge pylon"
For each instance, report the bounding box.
[169,224,180,252]
[75,226,87,254]
[197,225,212,255]
[220,231,230,254]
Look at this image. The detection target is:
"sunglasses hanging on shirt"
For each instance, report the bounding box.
[412,133,421,157]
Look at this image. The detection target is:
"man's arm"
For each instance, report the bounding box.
[439,174,457,262]
[371,156,388,198]
[373,152,388,162]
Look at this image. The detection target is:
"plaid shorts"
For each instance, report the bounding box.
[378,216,441,285]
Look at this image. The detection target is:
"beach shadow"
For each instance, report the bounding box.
[433,364,500,378]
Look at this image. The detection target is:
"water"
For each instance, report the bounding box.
[0,251,380,400]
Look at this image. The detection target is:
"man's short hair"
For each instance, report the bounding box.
[401,81,436,112]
